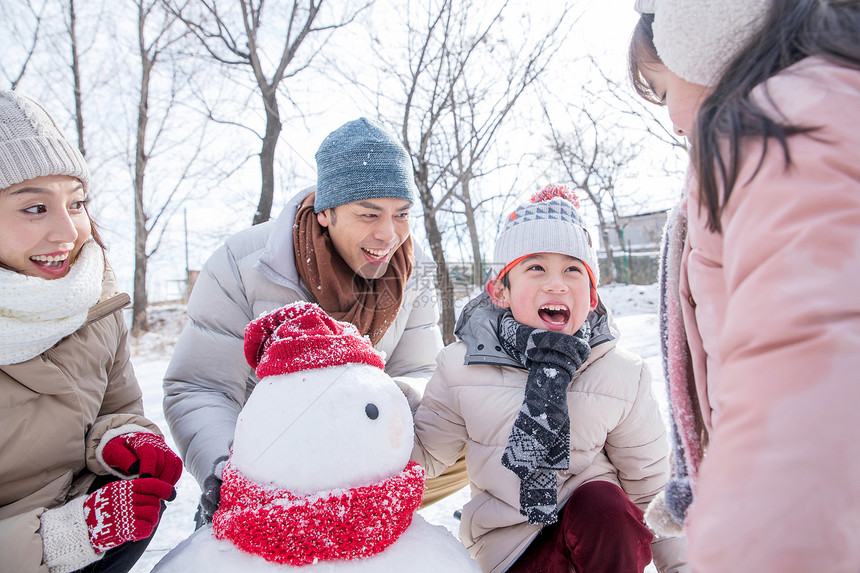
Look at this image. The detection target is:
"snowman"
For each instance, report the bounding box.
[154,301,479,572]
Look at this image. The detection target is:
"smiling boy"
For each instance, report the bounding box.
[411,184,683,573]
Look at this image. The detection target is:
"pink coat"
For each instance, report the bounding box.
[679,57,860,571]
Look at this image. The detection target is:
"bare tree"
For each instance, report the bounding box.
[0,0,48,89]
[165,0,370,225]
[445,77,543,288]
[365,0,571,342]
[66,0,86,156]
[589,56,687,153]
[129,0,203,335]
[543,101,643,285]
[539,54,689,285]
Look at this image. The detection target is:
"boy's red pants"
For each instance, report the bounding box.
[506,480,653,573]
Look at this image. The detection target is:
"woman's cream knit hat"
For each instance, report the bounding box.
[635,0,772,86]
[0,90,90,192]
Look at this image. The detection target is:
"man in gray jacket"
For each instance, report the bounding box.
[163,118,466,526]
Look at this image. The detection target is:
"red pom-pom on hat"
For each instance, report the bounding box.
[244,301,384,379]
[529,183,580,208]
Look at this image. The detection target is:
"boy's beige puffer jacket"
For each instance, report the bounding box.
[413,297,671,572]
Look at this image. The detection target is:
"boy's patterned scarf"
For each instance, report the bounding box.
[497,311,591,524]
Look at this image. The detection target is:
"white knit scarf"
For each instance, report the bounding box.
[0,240,104,365]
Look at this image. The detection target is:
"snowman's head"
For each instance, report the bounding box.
[231,362,412,493]
[230,301,414,494]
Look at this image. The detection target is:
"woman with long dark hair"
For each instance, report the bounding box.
[628,1,860,570]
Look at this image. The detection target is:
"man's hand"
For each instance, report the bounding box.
[194,455,228,529]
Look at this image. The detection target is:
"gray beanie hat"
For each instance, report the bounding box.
[493,184,599,288]
[0,91,90,193]
[314,117,416,213]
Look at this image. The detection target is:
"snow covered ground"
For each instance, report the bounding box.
[128,282,663,572]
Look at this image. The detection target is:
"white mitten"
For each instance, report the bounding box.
[39,496,101,573]
[645,490,684,537]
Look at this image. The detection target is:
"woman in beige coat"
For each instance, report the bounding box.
[0,91,181,573]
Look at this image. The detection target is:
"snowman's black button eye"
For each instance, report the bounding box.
[365,403,379,420]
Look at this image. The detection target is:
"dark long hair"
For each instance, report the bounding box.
[693,0,860,232]
[628,1,860,232]
[628,13,662,105]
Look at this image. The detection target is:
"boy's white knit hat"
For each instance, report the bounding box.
[635,0,771,86]
[492,184,599,288]
[0,90,90,192]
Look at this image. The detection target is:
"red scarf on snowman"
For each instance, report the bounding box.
[213,460,425,564]
[213,302,426,564]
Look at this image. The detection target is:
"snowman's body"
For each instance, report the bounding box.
[154,355,479,572]
[153,514,474,573]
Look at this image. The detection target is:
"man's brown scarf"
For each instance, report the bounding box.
[293,193,413,346]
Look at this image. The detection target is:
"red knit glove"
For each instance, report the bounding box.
[101,432,182,485]
[83,477,174,553]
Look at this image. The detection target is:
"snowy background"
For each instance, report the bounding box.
[128,282,664,572]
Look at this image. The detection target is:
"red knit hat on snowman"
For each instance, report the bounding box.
[243,300,385,377]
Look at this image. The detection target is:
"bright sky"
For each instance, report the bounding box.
[101,0,675,300]
[286,1,642,169]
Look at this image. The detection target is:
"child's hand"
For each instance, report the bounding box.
[101,432,182,485]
